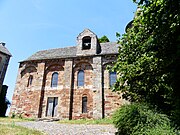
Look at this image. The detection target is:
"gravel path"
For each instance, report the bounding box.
[15,121,117,135]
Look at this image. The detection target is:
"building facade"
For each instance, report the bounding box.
[0,42,12,94]
[10,29,126,119]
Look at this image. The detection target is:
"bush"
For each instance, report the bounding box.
[112,103,177,135]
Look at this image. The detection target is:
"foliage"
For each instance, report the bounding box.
[58,118,113,125]
[0,124,44,135]
[113,0,180,126]
[112,103,177,135]
[98,35,110,43]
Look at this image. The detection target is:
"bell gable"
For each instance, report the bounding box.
[76,29,100,56]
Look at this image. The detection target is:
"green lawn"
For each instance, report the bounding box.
[0,117,113,135]
[0,117,34,123]
[0,117,45,135]
[58,118,113,125]
[0,124,44,135]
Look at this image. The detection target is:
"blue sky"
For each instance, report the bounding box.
[0,0,136,110]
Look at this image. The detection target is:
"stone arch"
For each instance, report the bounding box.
[21,66,37,78]
[74,62,93,71]
[74,62,93,88]
[102,62,115,89]
[46,64,64,73]
[103,62,114,70]
[45,64,64,88]
[19,66,37,89]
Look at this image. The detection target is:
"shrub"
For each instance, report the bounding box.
[112,103,177,135]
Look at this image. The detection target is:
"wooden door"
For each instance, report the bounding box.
[46,97,58,117]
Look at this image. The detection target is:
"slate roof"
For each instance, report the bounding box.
[0,44,12,56]
[24,42,119,62]
[100,42,119,55]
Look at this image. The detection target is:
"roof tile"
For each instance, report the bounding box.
[24,42,119,62]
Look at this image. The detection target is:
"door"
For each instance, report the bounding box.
[46,97,58,117]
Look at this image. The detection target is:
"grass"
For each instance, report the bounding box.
[0,124,45,135]
[58,118,113,125]
[0,117,113,135]
[0,117,45,135]
[0,117,34,123]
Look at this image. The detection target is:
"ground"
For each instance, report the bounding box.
[16,121,117,135]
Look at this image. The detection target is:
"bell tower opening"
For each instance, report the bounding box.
[82,36,91,50]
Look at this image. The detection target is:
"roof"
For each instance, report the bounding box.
[26,46,77,61]
[100,42,119,55]
[23,42,119,62]
[0,44,12,56]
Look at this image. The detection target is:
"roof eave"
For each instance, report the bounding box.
[19,53,119,63]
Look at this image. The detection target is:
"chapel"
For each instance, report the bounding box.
[10,29,126,119]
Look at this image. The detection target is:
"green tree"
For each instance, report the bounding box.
[113,0,180,126]
[98,35,110,43]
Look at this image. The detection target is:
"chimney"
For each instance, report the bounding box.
[0,42,6,46]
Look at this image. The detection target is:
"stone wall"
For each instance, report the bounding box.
[10,62,42,117]
[72,59,94,119]
[76,29,100,56]
[0,53,10,93]
[102,55,126,117]
[10,55,125,119]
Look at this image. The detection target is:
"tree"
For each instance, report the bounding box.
[113,0,180,126]
[98,35,110,43]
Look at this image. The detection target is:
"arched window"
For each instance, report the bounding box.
[82,96,87,113]
[82,36,91,50]
[109,72,117,86]
[78,70,84,86]
[51,72,58,87]
[27,75,33,87]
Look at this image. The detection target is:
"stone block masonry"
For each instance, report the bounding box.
[10,29,126,119]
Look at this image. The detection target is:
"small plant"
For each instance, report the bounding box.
[11,121,15,128]
[18,113,23,119]
[11,112,16,118]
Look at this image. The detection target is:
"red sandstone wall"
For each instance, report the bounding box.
[72,61,94,119]
[10,56,126,119]
[10,63,41,117]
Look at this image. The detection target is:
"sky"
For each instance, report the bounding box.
[0,0,136,114]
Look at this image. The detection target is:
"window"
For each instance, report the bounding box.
[27,75,33,87]
[78,70,84,86]
[82,36,91,50]
[51,72,58,87]
[82,96,87,113]
[109,72,117,86]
